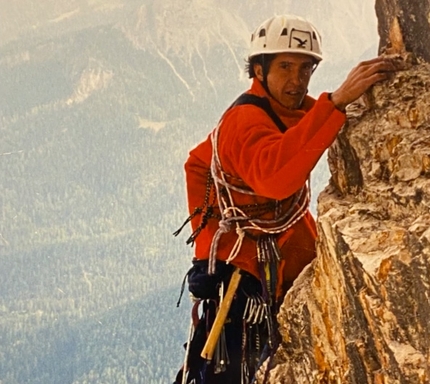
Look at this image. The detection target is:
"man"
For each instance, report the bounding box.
[174,14,396,384]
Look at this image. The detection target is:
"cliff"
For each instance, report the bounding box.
[258,2,430,382]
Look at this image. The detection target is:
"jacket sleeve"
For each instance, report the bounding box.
[217,92,346,200]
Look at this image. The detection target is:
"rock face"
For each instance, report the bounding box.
[375,0,430,62]
[258,40,430,384]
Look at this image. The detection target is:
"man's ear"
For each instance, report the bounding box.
[254,63,264,82]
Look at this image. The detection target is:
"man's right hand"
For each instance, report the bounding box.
[331,56,398,111]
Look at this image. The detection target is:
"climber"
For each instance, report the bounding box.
[173,14,397,384]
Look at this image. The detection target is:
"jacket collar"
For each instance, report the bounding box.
[249,78,316,118]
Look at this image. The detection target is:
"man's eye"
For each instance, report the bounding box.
[301,65,313,75]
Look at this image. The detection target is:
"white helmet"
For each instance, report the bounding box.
[249,15,323,62]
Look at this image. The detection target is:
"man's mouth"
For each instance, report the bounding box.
[285,90,303,96]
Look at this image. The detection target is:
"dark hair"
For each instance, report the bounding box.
[245,54,276,79]
[245,53,319,79]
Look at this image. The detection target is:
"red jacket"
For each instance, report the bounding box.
[184,79,346,297]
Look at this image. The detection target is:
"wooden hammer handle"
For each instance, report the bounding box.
[200,268,242,361]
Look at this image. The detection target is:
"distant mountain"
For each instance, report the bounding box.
[0,1,379,383]
[2,0,378,64]
[1,1,380,123]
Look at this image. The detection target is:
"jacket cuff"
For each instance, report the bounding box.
[325,92,346,113]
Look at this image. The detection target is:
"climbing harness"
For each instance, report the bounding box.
[174,93,311,384]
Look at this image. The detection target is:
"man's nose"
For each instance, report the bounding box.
[290,68,304,85]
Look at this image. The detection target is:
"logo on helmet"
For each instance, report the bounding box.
[290,29,313,51]
[293,37,308,48]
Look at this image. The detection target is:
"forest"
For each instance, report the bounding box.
[0,24,209,383]
[0,1,364,381]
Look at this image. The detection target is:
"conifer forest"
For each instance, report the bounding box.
[0,1,377,382]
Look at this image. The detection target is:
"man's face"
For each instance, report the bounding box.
[255,53,315,110]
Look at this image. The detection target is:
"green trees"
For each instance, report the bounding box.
[0,28,197,381]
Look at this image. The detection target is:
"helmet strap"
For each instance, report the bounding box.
[312,62,319,73]
[261,55,272,98]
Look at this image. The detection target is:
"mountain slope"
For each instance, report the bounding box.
[0,1,379,382]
